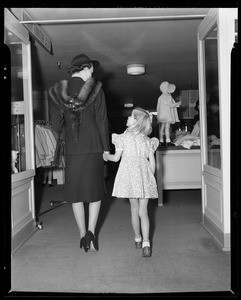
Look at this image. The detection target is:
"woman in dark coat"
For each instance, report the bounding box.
[49,54,110,252]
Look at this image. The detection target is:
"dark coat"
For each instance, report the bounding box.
[49,77,110,154]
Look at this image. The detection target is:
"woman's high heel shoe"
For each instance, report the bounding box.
[85,230,98,252]
[80,236,88,252]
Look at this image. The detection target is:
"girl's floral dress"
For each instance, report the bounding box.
[112,130,159,199]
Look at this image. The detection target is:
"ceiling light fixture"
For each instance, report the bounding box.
[126,64,145,76]
[124,97,134,108]
[124,103,134,108]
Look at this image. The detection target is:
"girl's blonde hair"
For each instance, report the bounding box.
[128,107,152,136]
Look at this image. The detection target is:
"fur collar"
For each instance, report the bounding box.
[49,77,102,112]
[49,77,102,143]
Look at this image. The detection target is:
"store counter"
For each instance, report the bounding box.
[155,145,201,206]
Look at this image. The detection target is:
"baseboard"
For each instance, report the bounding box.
[11,220,37,256]
[202,214,230,251]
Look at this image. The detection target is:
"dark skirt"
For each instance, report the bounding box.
[64,154,105,203]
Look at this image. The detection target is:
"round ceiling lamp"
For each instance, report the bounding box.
[124,103,134,108]
[124,97,134,108]
[126,63,145,75]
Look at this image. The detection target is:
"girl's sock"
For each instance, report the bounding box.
[134,236,142,242]
[142,240,150,248]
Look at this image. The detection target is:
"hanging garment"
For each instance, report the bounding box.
[34,122,57,167]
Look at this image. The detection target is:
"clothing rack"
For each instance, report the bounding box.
[34,119,65,230]
[34,120,56,168]
[35,119,52,126]
[36,201,66,229]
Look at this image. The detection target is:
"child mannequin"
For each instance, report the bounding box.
[42,168,54,187]
[156,81,181,145]
[103,107,159,257]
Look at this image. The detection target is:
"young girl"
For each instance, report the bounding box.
[103,107,159,257]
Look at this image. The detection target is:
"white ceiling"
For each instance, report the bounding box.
[11,8,210,110]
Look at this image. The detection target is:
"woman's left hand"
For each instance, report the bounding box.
[103,151,109,161]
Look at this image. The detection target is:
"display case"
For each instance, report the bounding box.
[155,146,201,206]
[5,8,36,255]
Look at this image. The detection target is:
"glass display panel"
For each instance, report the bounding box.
[5,28,24,102]
[6,27,27,174]
[204,27,221,169]
[11,115,26,173]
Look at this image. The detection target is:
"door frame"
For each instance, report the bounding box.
[197,8,237,250]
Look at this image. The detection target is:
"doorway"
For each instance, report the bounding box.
[197,8,237,250]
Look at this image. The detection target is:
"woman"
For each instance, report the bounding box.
[49,54,110,252]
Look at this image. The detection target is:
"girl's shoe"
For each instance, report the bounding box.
[134,236,142,249]
[80,236,88,252]
[85,230,98,252]
[142,246,151,257]
[135,241,142,249]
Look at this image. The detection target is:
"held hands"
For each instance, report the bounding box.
[103,151,110,161]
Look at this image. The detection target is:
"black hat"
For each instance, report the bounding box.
[70,54,100,68]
